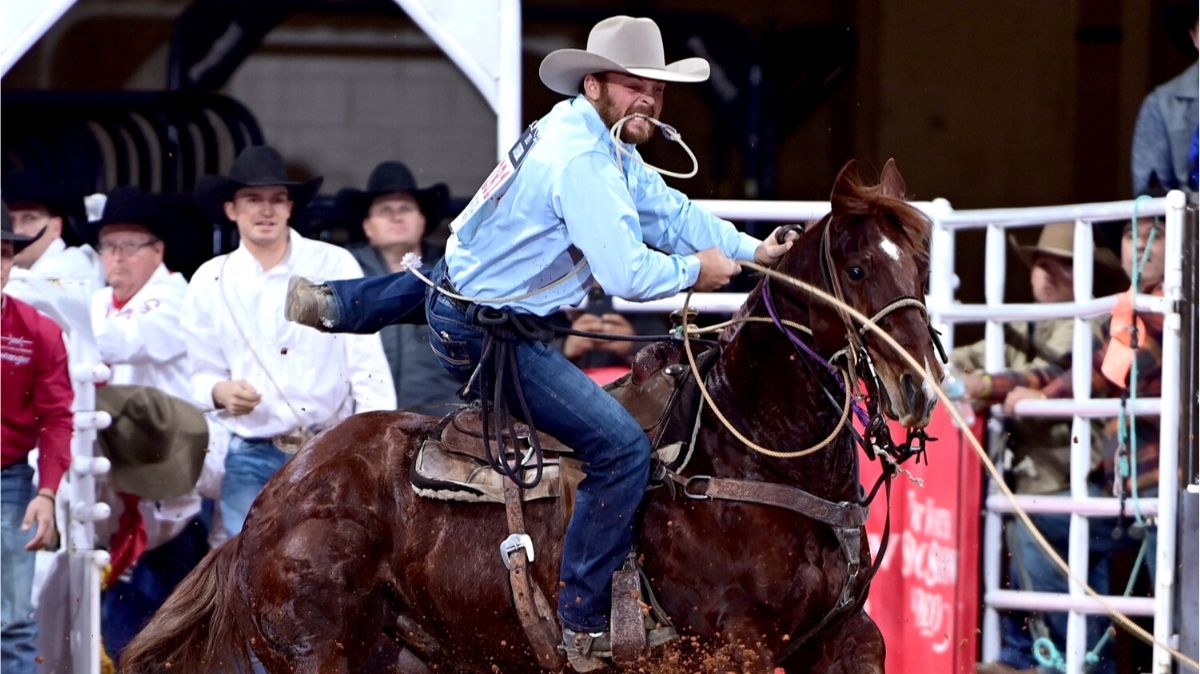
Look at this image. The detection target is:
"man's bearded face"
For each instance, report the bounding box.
[592,72,665,145]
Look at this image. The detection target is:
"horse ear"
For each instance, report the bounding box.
[830,160,860,216]
[879,158,906,199]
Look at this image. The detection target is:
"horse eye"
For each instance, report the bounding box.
[847,266,866,281]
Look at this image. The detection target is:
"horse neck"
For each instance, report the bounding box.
[699,285,860,502]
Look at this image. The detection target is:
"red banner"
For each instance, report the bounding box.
[861,403,984,674]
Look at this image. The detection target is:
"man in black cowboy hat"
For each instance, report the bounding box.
[182,145,394,539]
[330,161,460,413]
[1131,1,1198,195]
[2,169,103,293]
[1,201,74,672]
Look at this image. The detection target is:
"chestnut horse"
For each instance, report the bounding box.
[121,159,941,674]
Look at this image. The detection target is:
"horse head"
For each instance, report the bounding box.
[776,158,942,429]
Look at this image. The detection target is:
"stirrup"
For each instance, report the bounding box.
[284,275,338,331]
[561,625,678,672]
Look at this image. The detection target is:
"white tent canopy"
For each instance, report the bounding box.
[393,0,522,157]
[0,0,76,78]
[1,0,522,160]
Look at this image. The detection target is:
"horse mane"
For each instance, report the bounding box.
[831,169,931,264]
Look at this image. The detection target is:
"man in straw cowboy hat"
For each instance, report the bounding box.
[952,222,1122,674]
[184,145,394,539]
[1,201,73,673]
[291,15,799,671]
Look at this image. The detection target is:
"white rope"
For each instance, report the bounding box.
[403,252,587,307]
[679,289,856,459]
[609,113,699,179]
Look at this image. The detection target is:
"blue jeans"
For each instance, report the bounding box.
[426,291,651,633]
[325,261,441,334]
[999,488,1157,674]
[221,437,292,538]
[1,464,38,674]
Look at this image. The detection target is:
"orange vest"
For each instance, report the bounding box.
[1101,288,1164,388]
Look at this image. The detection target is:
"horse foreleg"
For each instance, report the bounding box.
[781,610,885,674]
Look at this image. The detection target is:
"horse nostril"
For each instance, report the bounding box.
[901,373,922,409]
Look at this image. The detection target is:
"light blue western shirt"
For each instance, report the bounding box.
[444,94,760,316]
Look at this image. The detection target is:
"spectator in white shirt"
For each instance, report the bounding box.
[2,169,104,295]
[184,146,395,537]
[85,186,231,659]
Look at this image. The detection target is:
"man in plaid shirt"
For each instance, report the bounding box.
[960,223,1116,674]
[1001,216,1165,502]
[975,216,1165,674]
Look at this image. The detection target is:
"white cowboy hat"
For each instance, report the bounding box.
[539,16,710,96]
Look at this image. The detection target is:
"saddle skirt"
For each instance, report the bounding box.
[410,341,703,504]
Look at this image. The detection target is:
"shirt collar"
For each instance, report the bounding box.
[111,264,170,309]
[572,94,637,173]
[1166,62,1199,100]
[29,238,67,272]
[230,228,299,274]
[572,94,636,153]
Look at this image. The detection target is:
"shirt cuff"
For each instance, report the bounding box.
[192,373,224,410]
[734,232,761,262]
[681,255,701,288]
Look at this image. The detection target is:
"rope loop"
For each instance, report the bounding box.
[609,113,699,179]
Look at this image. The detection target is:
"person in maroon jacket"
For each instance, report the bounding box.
[1,201,73,673]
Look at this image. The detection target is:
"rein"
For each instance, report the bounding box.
[678,262,936,463]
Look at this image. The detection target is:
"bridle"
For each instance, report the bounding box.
[811,214,946,466]
[682,215,945,465]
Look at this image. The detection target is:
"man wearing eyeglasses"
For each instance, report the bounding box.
[89,186,192,417]
[86,185,232,658]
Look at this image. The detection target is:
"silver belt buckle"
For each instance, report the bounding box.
[272,427,315,455]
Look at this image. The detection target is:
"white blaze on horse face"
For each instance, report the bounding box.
[880,236,902,262]
[922,357,937,401]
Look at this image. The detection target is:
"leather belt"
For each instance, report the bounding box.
[243,427,322,455]
[438,278,473,314]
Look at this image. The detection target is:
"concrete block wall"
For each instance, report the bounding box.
[223,51,497,202]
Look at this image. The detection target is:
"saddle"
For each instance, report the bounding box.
[410,340,704,504]
[408,339,713,669]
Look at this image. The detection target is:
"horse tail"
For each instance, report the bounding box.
[119,539,253,674]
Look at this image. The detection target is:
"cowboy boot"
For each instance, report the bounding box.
[284,276,339,331]
[560,628,609,673]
